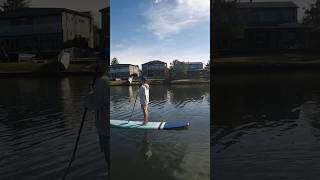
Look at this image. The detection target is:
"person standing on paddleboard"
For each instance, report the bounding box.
[139,76,149,125]
[84,58,110,175]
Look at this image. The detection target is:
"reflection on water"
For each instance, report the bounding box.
[142,131,152,160]
[212,72,320,180]
[0,76,108,180]
[111,84,210,180]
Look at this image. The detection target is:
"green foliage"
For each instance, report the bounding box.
[204,60,210,72]
[0,0,30,13]
[169,59,187,79]
[64,36,88,48]
[303,0,320,26]
[111,57,119,65]
[212,0,244,51]
[303,0,320,48]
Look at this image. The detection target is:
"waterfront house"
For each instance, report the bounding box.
[142,60,168,77]
[0,8,94,58]
[109,64,140,80]
[185,62,203,78]
[99,2,109,50]
[236,1,312,51]
[93,26,101,50]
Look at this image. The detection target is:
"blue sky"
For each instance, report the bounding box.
[110,0,210,67]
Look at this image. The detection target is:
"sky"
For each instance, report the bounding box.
[110,0,210,67]
[28,0,317,67]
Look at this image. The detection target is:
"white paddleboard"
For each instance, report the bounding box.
[111,120,189,130]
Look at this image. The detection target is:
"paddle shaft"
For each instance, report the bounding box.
[62,107,87,180]
[128,88,139,122]
[62,65,100,179]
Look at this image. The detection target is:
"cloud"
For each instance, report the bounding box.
[154,0,162,4]
[115,43,124,48]
[144,0,210,39]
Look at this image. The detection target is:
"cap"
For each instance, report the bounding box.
[140,76,147,81]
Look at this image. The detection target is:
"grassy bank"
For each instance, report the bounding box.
[0,62,96,76]
[214,54,320,72]
[0,62,44,73]
[109,78,209,86]
[109,79,166,86]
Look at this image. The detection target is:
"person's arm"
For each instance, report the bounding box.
[84,78,108,110]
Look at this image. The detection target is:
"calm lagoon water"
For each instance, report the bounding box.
[212,72,320,180]
[0,76,210,180]
[0,76,108,180]
[110,84,210,180]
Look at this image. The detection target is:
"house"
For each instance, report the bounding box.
[185,62,203,78]
[0,8,94,58]
[99,2,109,50]
[306,27,320,49]
[237,1,312,51]
[142,60,168,77]
[93,26,101,49]
[109,64,140,79]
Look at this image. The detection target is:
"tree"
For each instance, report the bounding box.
[303,0,320,48]
[0,0,30,14]
[64,36,89,48]
[303,0,320,26]
[203,60,211,79]
[169,60,187,79]
[111,57,119,65]
[212,0,244,54]
[204,60,210,72]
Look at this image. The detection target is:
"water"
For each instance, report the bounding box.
[110,85,210,180]
[0,77,210,180]
[212,71,320,180]
[0,76,108,180]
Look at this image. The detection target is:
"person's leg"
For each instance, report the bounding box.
[145,105,148,123]
[142,104,148,124]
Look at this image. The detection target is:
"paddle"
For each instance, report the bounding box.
[62,108,87,180]
[128,88,139,122]
[62,65,100,180]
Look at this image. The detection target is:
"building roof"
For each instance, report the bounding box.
[110,64,138,67]
[99,0,110,11]
[185,62,203,65]
[143,60,167,65]
[238,1,298,9]
[99,7,109,13]
[0,8,91,19]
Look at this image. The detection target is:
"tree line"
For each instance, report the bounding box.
[111,57,210,78]
[0,0,29,14]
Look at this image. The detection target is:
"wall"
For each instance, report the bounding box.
[240,8,297,26]
[61,12,93,48]
[100,8,109,49]
[0,15,62,37]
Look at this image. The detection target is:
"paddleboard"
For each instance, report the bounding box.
[110,120,189,130]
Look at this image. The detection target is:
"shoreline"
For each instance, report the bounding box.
[213,54,320,73]
[0,72,210,85]
[213,61,320,73]
[109,79,210,86]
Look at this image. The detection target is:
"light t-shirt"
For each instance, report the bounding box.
[139,84,149,105]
